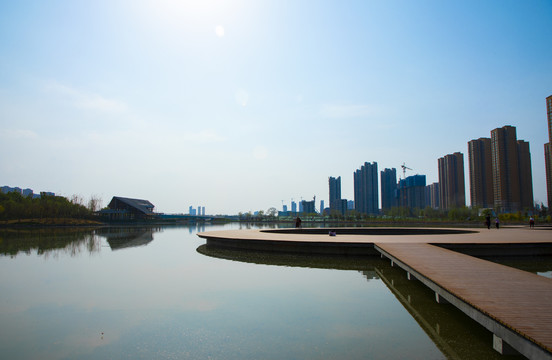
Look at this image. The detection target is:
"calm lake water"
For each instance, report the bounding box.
[0,224,532,359]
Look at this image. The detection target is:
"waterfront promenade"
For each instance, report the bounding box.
[197,226,552,360]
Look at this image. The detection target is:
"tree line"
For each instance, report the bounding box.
[0,191,101,221]
[237,204,550,224]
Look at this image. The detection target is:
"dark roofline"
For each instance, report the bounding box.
[110,196,155,215]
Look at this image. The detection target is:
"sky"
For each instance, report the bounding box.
[1,0,551,215]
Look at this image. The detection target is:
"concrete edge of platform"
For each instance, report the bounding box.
[374,244,552,360]
[203,237,380,255]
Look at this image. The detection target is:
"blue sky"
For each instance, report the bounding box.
[1,0,551,214]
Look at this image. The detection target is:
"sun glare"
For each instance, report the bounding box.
[141,0,241,29]
[215,25,225,37]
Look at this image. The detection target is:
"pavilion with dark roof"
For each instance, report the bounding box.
[101,196,156,221]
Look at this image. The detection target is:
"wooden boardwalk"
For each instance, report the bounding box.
[198,226,552,359]
[375,242,552,360]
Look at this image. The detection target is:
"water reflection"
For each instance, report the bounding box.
[98,227,157,251]
[0,228,102,258]
[198,244,524,360]
[374,264,525,360]
[478,255,552,279]
[0,226,168,257]
[197,244,383,274]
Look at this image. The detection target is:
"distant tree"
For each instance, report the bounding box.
[70,195,84,206]
[329,209,343,220]
[266,207,277,219]
[257,210,265,221]
[87,195,102,212]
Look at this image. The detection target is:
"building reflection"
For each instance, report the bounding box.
[97,227,158,250]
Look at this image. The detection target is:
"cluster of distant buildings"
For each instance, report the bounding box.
[324,123,534,216]
[288,95,551,217]
[189,206,206,216]
[1,186,55,199]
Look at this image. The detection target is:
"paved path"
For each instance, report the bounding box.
[198,226,551,244]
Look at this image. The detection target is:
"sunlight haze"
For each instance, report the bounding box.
[1,0,551,214]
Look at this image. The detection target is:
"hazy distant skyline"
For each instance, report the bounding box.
[1,0,551,214]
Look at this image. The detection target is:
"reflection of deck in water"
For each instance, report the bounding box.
[196,242,522,359]
[375,264,522,360]
[197,227,552,360]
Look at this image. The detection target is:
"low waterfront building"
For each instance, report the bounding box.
[102,196,156,221]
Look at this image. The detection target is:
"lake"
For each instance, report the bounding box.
[0,223,528,359]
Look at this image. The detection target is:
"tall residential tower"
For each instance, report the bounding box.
[438,152,466,210]
[491,125,533,212]
[354,162,379,214]
[468,138,494,208]
[328,176,341,212]
[380,168,397,211]
[545,95,552,208]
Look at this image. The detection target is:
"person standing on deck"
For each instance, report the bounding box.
[495,218,500,229]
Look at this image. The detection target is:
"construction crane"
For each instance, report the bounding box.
[401,162,412,179]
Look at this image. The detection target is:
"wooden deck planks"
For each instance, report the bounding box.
[375,242,552,352]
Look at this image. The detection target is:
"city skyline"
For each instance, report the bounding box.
[1,1,551,214]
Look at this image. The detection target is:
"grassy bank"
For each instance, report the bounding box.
[0,218,104,226]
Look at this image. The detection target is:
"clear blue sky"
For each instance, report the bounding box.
[1,0,551,214]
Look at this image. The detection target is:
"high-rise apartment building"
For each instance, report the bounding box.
[491,125,533,212]
[438,152,465,210]
[545,95,552,208]
[328,176,341,211]
[425,182,439,209]
[517,140,534,210]
[398,175,426,210]
[546,143,552,208]
[380,168,397,211]
[548,95,552,139]
[491,126,520,212]
[301,200,315,214]
[468,138,494,208]
[354,162,379,214]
